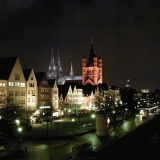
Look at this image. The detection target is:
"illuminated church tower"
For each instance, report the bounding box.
[47,49,65,85]
[82,40,102,85]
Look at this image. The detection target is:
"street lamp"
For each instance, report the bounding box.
[91,114,95,118]
[72,118,75,135]
[68,109,71,116]
[17,127,22,132]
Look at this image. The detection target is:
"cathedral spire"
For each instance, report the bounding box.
[57,50,61,66]
[70,62,74,77]
[50,48,55,65]
[91,38,93,44]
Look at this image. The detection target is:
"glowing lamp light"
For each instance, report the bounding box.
[91,114,95,118]
[17,127,22,132]
[107,117,110,124]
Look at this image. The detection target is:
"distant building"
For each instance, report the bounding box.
[82,39,102,85]
[141,89,149,93]
[47,49,82,85]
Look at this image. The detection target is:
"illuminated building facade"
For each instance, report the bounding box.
[47,49,82,85]
[23,69,37,112]
[47,49,65,85]
[0,57,26,109]
[82,40,102,85]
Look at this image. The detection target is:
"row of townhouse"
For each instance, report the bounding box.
[0,56,121,122]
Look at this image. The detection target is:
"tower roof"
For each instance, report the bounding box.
[87,39,97,66]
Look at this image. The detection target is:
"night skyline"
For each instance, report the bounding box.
[0,0,160,92]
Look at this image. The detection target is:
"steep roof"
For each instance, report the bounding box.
[34,72,46,86]
[23,69,32,81]
[87,42,97,67]
[48,79,56,87]
[58,81,108,98]
[0,56,18,80]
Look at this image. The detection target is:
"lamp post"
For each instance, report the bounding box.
[91,114,95,126]
[46,108,49,136]
[72,118,75,135]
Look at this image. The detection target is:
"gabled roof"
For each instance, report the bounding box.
[0,56,18,80]
[34,72,46,86]
[48,79,56,88]
[23,69,32,81]
[58,81,108,99]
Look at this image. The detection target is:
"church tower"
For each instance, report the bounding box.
[47,48,57,79]
[47,49,65,85]
[82,40,103,85]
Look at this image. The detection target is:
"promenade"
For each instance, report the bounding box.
[0,113,157,160]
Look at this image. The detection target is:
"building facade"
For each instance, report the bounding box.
[82,40,102,85]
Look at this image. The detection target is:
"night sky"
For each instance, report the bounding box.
[0,0,160,92]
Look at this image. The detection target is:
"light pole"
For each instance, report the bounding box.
[46,108,49,136]
[72,118,75,135]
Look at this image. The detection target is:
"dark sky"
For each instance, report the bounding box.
[0,0,160,92]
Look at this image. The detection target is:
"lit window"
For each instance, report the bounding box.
[9,82,14,87]
[20,83,25,87]
[15,82,20,87]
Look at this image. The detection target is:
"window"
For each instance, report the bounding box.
[1,92,5,96]
[28,98,30,102]
[32,98,35,103]
[21,91,25,96]
[20,83,25,87]
[22,100,25,104]
[15,91,20,96]
[0,100,5,104]
[20,100,25,104]
[29,83,34,87]
[30,76,33,80]
[9,91,13,96]
[9,82,14,87]
[28,90,30,94]
[15,82,20,87]
[42,81,48,85]
[32,90,35,96]
[15,73,20,80]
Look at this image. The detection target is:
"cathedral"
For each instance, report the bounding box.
[47,49,82,85]
[47,49,65,85]
[82,40,102,85]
